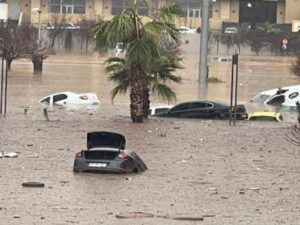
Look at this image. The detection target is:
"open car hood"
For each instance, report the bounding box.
[87,132,126,150]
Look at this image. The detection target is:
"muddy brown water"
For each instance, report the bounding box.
[1,53,300,224]
[4,52,300,121]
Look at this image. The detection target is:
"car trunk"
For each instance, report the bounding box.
[84,150,119,160]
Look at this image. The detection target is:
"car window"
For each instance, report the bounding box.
[190,102,212,109]
[266,95,285,105]
[53,94,68,103]
[252,94,271,103]
[40,97,50,104]
[249,116,277,121]
[170,104,188,112]
[155,108,169,114]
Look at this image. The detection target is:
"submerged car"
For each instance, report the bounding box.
[149,105,173,116]
[39,91,100,107]
[224,27,238,34]
[252,85,300,107]
[73,132,147,173]
[152,101,248,120]
[247,111,283,122]
[177,26,197,34]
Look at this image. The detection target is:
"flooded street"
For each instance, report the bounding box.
[6,52,300,121]
[1,53,300,225]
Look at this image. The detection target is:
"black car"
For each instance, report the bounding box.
[73,131,147,173]
[152,101,248,120]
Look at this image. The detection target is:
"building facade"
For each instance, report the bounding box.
[0,0,299,31]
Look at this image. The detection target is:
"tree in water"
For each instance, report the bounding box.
[0,24,28,70]
[19,26,54,75]
[92,0,183,123]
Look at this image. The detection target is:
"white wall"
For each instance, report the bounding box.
[0,3,8,21]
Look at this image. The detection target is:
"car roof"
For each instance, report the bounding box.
[247,111,282,121]
[258,85,300,95]
[249,111,279,117]
[172,101,228,107]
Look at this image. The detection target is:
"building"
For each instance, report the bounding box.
[0,0,299,31]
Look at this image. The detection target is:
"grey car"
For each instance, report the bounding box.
[152,101,248,120]
[73,131,147,173]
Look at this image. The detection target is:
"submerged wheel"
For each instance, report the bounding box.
[217,113,226,120]
[73,167,80,173]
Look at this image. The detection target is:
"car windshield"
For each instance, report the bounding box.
[249,116,278,121]
[252,94,271,103]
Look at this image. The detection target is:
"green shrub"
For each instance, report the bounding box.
[207,77,223,83]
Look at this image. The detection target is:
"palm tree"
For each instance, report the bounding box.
[92,0,182,123]
[105,53,183,118]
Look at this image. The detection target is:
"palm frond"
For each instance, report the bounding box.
[143,21,166,41]
[155,4,183,23]
[127,38,160,68]
[105,57,127,73]
[151,83,177,103]
[105,13,134,44]
[110,83,129,100]
[91,20,110,53]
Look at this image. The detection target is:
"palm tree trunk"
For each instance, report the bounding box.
[143,87,150,119]
[130,65,144,123]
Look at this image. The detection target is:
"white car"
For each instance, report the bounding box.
[224,27,238,34]
[149,105,173,116]
[211,57,232,63]
[252,85,300,107]
[177,26,197,34]
[46,23,81,30]
[39,91,100,107]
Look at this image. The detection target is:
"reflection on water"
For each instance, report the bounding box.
[5,53,300,122]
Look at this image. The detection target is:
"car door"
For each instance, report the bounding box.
[193,102,214,118]
[167,103,189,117]
[170,102,211,118]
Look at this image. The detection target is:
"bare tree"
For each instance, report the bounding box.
[0,25,28,70]
[19,25,54,74]
[47,14,67,49]
[77,18,101,52]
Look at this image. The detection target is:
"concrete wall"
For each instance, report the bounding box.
[0,3,8,21]
[285,0,300,23]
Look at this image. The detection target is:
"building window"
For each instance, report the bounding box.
[111,0,149,16]
[49,0,85,14]
[174,0,201,18]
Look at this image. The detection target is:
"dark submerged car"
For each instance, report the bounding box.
[152,101,248,120]
[73,132,147,173]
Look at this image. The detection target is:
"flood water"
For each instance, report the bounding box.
[3,52,300,122]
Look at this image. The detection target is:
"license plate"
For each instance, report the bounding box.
[88,163,107,168]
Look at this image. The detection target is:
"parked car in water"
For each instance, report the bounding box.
[151,101,248,120]
[211,57,232,63]
[73,131,148,173]
[46,23,81,30]
[247,111,283,122]
[177,26,197,34]
[149,105,173,116]
[251,85,300,107]
[224,27,238,34]
[39,91,100,107]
